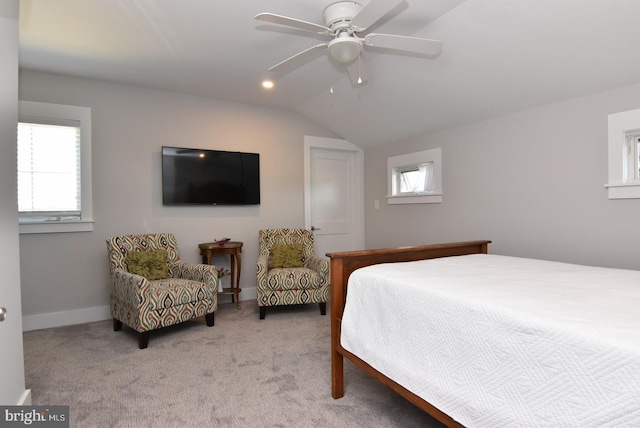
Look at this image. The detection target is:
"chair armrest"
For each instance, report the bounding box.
[304,255,329,281]
[256,254,269,286]
[110,268,148,307]
[171,260,218,288]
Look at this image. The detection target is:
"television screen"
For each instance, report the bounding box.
[162,146,260,205]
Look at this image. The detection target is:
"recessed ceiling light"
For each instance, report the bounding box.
[262,80,274,89]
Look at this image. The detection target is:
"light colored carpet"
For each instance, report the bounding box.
[23,301,444,427]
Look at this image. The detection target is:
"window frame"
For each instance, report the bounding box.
[18,101,93,234]
[387,147,442,204]
[606,108,640,199]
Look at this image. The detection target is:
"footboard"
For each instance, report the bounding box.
[327,240,491,427]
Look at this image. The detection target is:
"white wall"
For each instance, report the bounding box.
[18,70,339,328]
[365,82,640,271]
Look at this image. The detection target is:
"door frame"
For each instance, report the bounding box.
[0,0,30,405]
[303,135,365,251]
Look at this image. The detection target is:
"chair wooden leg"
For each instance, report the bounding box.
[138,331,149,349]
[259,306,266,320]
[205,312,214,327]
[319,302,327,316]
[113,318,122,331]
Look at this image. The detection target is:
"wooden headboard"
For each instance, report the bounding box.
[327,240,491,298]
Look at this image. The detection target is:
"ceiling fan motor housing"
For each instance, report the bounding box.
[323,1,362,32]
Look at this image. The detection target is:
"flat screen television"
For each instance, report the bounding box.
[162,146,260,205]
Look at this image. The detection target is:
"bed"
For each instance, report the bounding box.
[327,240,640,427]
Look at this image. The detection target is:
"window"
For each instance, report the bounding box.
[625,130,640,182]
[606,108,640,199]
[396,163,435,194]
[18,101,93,233]
[388,148,442,204]
[18,122,80,217]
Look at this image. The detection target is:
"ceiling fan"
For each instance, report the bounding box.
[255,0,443,86]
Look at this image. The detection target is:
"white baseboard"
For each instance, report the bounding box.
[22,305,111,332]
[18,389,32,405]
[22,288,257,332]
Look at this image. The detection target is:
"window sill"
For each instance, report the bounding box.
[605,183,640,200]
[387,193,443,205]
[19,219,94,234]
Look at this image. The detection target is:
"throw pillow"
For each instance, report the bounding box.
[126,249,170,280]
[269,244,304,269]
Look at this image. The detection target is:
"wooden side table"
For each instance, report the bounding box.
[199,241,243,309]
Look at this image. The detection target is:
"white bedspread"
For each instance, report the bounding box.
[341,254,640,427]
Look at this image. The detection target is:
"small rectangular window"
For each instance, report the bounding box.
[396,162,434,194]
[387,148,442,204]
[636,136,640,180]
[18,121,81,220]
[623,130,640,184]
[18,101,93,233]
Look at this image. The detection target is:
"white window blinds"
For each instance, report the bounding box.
[17,120,81,220]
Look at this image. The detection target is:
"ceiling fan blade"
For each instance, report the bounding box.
[346,56,367,86]
[363,33,443,56]
[268,43,328,74]
[350,0,404,32]
[255,13,331,35]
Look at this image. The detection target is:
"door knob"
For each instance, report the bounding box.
[0,307,7,322]
[311,226,321,231]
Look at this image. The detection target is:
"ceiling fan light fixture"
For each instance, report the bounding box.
[327,36,362,63]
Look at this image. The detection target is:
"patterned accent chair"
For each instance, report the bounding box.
[256,228,329,319]
[106,233,218,349]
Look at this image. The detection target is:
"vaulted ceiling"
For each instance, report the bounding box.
[18,0,640,147]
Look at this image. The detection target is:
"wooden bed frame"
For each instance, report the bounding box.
[327,240,491,428]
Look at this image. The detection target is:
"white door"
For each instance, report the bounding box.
[0,0,29,406]
[304,136,364,259]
